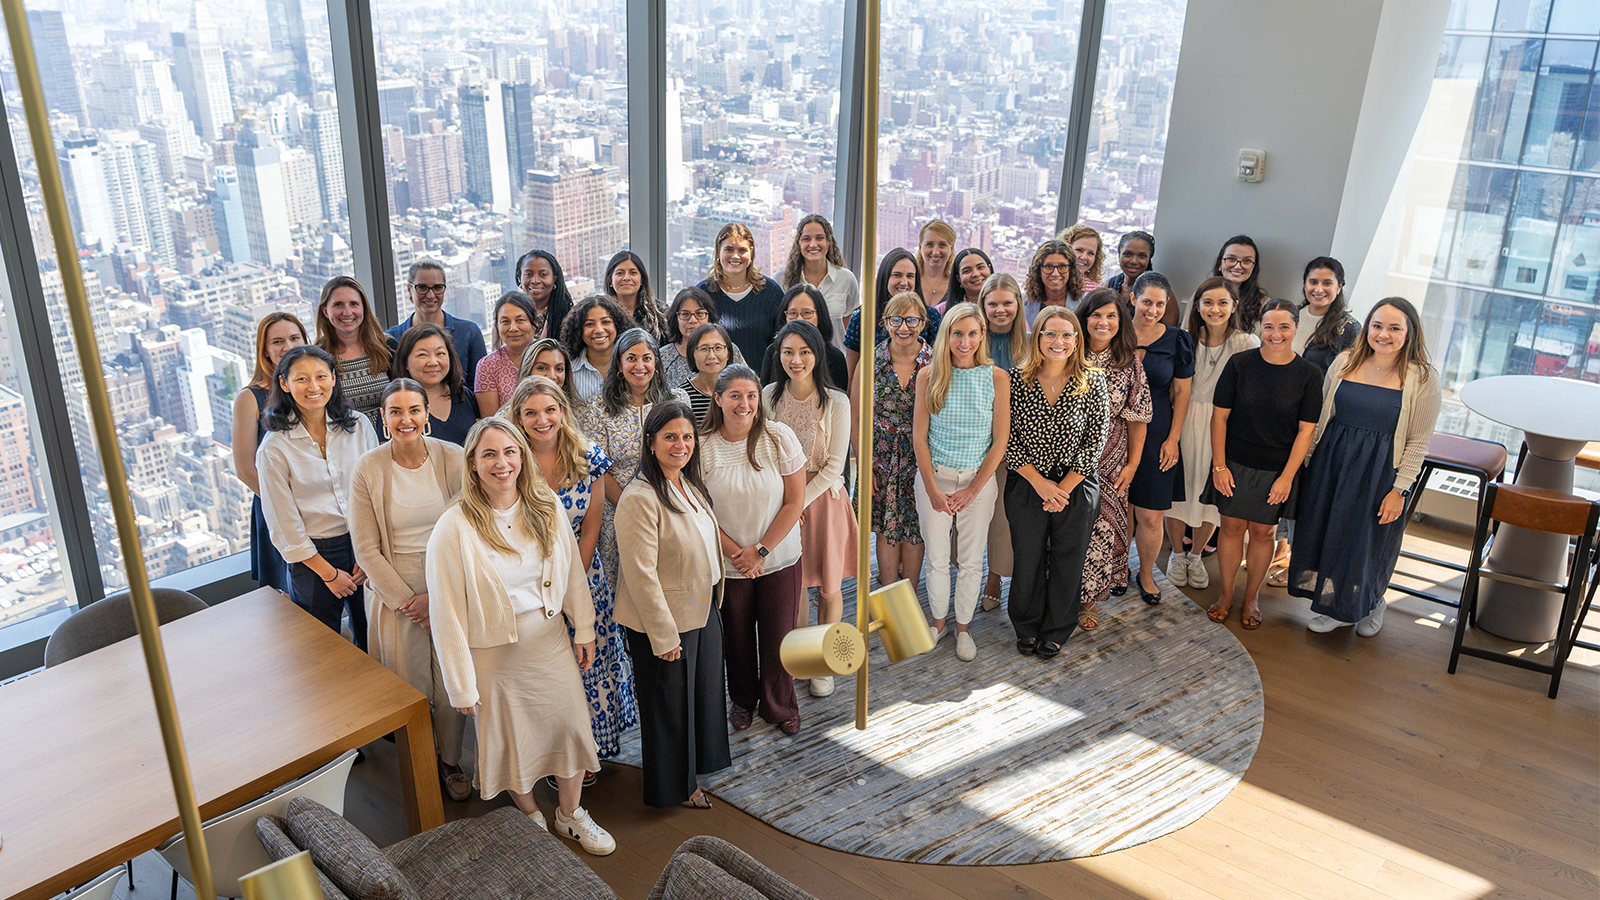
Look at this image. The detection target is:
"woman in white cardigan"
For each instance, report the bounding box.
[1287,297,1441,637]
[763,321,855,698]
[425,417,615,856]
[348,379,468,800]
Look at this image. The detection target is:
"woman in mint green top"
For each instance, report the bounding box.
[912,303,1011,663]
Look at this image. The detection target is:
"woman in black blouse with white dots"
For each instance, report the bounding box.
[1005,307,1110,660]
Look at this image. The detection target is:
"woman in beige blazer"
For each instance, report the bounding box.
[348,379,468,800]
[614,399,732,808]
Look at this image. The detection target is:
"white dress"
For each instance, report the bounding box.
[1168,331,1260,528]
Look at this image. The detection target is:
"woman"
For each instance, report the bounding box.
[680,323,734,424]
[426,419,614,854]
[1075,289,1152,630]
[519,337,575,403]
[866,293,933,595]
[1165,278,1256,591]
[234,312,306,594]
[258,345,378,647]
[1006,308,1109,658]
[701,365,806,733]
[1061,223,1104,291]
[1201,300,1323,630]
[698,223,786,363]
[562,294,633,405]
[614,402,731,808]
[604,250,668,343]
[842,247,942,384]
[1104,231,1155,301]
[1211,235,1271,333]
[916,219,956,310]
[938,248,993,314]
[781,214,860,347]
[764,322,855,697]
[758,284,849,389]
[659,287,747,389]
[515,249,574,341]
[1024,239,1084,324]
[392,324,478,445]
[508,376,634,771]
[474,291,540,416]
[1127,272,1193,604]
[1290,298,1440,636]
[348,379,469,801]
[977,272,1029,609]
[913,303,1011,662]
[314,275,395,424]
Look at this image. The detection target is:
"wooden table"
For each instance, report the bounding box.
[0,588,444,900]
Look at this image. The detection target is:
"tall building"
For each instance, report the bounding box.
[211,166,251,264]
[136,326,192,434]
[461,81,512,214]
[404,129,465,210]
[265,0,313,96]
[102,131,176,265]
[88,43,187,132]
[306,94,347,223]
[235,128,294,266]
[0,386,40,519]
[377,79,419,131]
[172,1,234,141]
[523,163,627,282]
[280,146,325,228]
[501,81,538,191]
[58,134,118,252]
[25,9,85,127]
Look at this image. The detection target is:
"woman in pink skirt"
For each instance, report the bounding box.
[764,320,856,698]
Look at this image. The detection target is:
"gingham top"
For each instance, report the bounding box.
[927,365,995,469]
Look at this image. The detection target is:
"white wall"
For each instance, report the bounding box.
[1152,0,1450,307]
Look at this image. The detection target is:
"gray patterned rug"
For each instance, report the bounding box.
[614,555,1264,864]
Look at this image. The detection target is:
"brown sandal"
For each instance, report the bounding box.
[1207,601,1231,623]
[1241,601,1262,630]
[1078,601,1100,630]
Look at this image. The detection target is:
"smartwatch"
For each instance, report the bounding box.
[756,543,770,558]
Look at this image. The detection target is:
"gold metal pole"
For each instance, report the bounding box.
[1,6,219,897]
[854,0,880,731]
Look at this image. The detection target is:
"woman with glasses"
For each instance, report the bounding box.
[1024,240,1084,324]
[515,249,574,341]
[866,292,935,595]
[843,247,942,386]
[680,323,734,424]
[519,337,576,404]
[699,223,786,363]
[781,214,859,348]
[916,220,957,310]
[314,275,396,426]
[236,312,307,595]
[759,284,849,388]
[658,287,747,389]
[391,323,479,446]
[475,291,541,416]
[938,248,993,314]
[1211,235,1271,334]
[562,295,634,406]
[387,261,488,387]
[977,273,1030,610]
[1006,308,1108,659]
[1060,223,1105,291]
[603,250,668,344]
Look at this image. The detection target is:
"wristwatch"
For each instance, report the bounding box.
[756,543,770,558]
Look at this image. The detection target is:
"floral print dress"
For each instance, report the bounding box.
[557,442,637,759]
[871,339,931,544]
[1081,348,1153,608]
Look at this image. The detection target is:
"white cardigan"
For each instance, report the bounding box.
[763,384,852,508]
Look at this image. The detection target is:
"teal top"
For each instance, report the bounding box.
[928,365,995,469]
[987,331,1014,370]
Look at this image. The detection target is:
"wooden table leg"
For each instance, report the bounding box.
[395,699,445,834]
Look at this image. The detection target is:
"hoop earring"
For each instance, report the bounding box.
[382,422,391,439]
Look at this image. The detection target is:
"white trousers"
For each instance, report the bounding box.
[915,465,998,625]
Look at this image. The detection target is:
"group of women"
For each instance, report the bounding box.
[233,215,1441,845]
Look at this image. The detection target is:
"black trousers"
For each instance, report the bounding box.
[625,608,732,807]
[288,533,368,652]
[1006,469,1099,645]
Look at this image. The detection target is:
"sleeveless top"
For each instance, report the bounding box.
[247,385,270,445]
[928,365,995,469]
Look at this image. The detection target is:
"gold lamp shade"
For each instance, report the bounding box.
[780,622,868,679]
[866,580,935,662]
[240,852,326,900]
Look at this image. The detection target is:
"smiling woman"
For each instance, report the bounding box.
[315,275,396,426]
[393,323,479,446]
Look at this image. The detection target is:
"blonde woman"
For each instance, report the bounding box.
[234,312,306,594]
[508,376,633,771]
[782,214,860,348]
[1060,223,1105,291]
[912,303,1011,661]
[314,275,395,424]
[916,219,956,310]
[698,222,786,363]
[348,379,468,800]
[426,418,615,854]
[977,273,1029,610]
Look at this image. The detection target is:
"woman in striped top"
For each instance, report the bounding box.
[314,275,395,426]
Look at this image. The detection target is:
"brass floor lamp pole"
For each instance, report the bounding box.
[1,5,219,898]
[854,0,881,732]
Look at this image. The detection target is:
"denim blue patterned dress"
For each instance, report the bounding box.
[558,442,637,759]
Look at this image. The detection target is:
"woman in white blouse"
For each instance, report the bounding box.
[258,345,378,646]
[700,364,806,735]
[780,214,860,349]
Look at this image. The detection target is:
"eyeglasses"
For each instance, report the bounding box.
[676,310,710,323]
[1221,256,1256,269]
[785,308,818,320]
[1039,329,1077,343]
[1041,263,1073,274]
[695,343,728,355]
[885,316,924,328]
[410,283,447,295]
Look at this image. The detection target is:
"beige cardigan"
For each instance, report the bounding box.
[425,501,595,709]
[613,478,724,656]
[347,438,465,610]
[1311,352,1442,492]
[763,384,852,508]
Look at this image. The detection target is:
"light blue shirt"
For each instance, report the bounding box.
[571,354,606,405]
[928,365,996,470]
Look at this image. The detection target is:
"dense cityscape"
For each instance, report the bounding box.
[0,0,1185,631]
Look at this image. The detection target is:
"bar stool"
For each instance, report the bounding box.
[1571,441,1599,653]
[1390,433,1508,609]
[1448,482,1599,698]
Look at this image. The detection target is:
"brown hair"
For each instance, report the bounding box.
[708,222,768,291]
[782,214,845,289]
[251,312,308,386]
[315,275,392,372]
[1026,240,1085,310]
[1059,223,1105,284]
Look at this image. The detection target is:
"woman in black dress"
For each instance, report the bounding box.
[233,312,307,592]
[1127,272,1193,604]
[391,323,479,445]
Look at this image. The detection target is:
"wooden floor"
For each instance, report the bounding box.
[129,519,1600,900]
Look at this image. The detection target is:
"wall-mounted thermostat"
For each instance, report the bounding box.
[1238,148,1265,183]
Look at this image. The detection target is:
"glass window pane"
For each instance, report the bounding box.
[1529,298,1596,377]
[1420,36,1490,160]
[1577,59,1600,169]
[1447,165,1517,285]
[1498,170,1567,292]
[1549,175,1600,302]
[1447,0,1498,30]
[1548,0,1600,35]
[1519,40,1595,166]
[1391,159,1465,279]
[1471,38,1543,162]
[1494,0,1552,33]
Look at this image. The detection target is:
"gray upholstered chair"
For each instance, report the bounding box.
[649,836,819,900]
[43,588,208,668]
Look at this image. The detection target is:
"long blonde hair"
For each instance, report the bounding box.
[708,222,768,291]
[506,375,591,490]
[458,418,562,557]
[1019,307,1093,395]
[978,273,1030,370]
[925,302,991,415]
[917,219,957,279]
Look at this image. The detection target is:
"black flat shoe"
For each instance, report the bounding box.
[1036,641,1063,659]
[1140,584,1161,605]
[1016,637,1038,656]
[1110,585,1128,597]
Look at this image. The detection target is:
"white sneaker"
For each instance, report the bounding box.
[929,623,947,644]
[1165,554,1190,587]
[1307,614,1353,633]
[956,631,977,661]
[554,806,616,856]
[527,810,547,831]
[1356,602,1385,637]
[809,676,835,697]
[1187,555,1210,589]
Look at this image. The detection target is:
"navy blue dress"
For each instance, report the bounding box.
[1128,326,1195,510]
[246,385,289,592]
[428,387,480,446]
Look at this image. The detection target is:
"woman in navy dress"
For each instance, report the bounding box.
[391,323,479,445]
[233,312,307,592]
[1127,273,1192,604]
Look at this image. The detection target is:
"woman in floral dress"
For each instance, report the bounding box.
[509,376,636,770]
[1075,289,1152,630]
[861,292,934,593]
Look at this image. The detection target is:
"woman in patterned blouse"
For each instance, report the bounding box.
[856,292,933,596]
[1005,307,1109,659]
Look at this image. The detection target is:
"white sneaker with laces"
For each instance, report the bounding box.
[1187,554,1210,589]
[554,806,616,856]
[956,631,977,661]
[1356,602,1385,637]
[1165,554,1190,588]
[1307,614,1353,633]
[809,676,835,697]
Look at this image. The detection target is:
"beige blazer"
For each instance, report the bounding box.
[1312,353,1442,492]
[613,478,724,656]
[347,438,465,609]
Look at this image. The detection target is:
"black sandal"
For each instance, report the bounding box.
[1016,637,1038,656]
[1036,641,1063,659]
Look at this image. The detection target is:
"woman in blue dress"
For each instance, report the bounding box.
[1127,273,1193,604]
[510,375,636,774]
[1288,298,1441,637]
